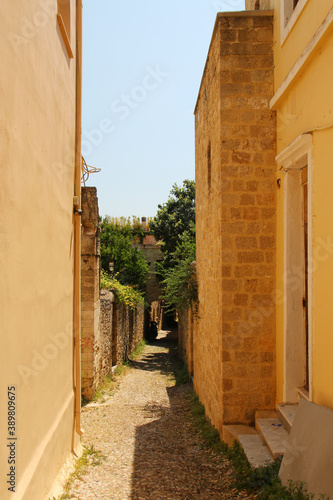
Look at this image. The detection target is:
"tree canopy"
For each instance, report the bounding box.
[149,179,195,269]
[100,217,149,290]
[150,180,198,315]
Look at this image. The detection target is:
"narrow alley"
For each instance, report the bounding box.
[65,330,250,500]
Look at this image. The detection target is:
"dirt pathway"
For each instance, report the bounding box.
[66,330,248,500]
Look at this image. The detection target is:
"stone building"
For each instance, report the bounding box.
[188,1,333,493]
[135,218,164,330]
[194,9,276,431]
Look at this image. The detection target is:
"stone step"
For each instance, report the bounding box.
[238,433,274,468]
[277,404,298,433]
[223,425,273,468]
[255,416,289,458]
[222,424,257,448]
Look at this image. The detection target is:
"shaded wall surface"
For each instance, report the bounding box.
[194,11,276,430]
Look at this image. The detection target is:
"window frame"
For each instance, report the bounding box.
[280,0,308,46]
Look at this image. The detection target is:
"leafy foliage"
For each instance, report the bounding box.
[150,180,198,315]
[150,180,195,270]
[161,234,198,316]
[100,217,149,289]
[101,270,144,309]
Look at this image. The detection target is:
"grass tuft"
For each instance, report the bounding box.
[49,445,106,500]
[174,362,190,386]
[128,339,146,360]
[189,391,329,499]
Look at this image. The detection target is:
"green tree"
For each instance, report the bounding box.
[100,218,149,290]
[149,179,195,270]
[162,232,198,315]
[150,180,198,315]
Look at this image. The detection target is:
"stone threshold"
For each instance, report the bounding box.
[222,405,299,467]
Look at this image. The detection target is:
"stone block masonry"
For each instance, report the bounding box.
[112,302,145,366]
[81,187,101,398]
[81,187,145,399]
[194,11,276,431]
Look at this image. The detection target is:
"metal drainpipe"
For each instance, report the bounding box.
[73,0,83,439]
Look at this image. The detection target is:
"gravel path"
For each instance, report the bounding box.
[67,330,251,500]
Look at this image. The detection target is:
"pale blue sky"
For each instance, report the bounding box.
[82,0,245,219]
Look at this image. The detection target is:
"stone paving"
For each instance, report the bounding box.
[66,330,252,500]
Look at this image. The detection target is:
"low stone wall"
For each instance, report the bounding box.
[112,302,145,365]
[82,288,145,399]
[99,290,114,377]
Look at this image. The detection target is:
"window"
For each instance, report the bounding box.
[57,0,73,58]
[281,0,308,45]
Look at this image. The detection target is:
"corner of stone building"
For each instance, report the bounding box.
[194,10,277,429]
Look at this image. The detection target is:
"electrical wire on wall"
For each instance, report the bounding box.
[81,156,101,185]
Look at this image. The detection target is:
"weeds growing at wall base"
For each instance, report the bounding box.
[189,393,328,499]
[49,445,106,500]
[173,358,190,386]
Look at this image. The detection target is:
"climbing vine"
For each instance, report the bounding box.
[100,270,144,309]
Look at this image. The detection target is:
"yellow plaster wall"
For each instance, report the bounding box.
[273,0,333,90]
[0,1,79,498]
[311,129,333,409]
[273,0,333,408]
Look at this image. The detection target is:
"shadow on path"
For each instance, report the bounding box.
[130,329,236,500]
[130,328,180,378]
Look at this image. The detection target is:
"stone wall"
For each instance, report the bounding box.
[81,187,101,398]
[245,0,274,10]
[112,302,145,365]
[81,187,145,398]
[194,11,276,430]
[99,290,114,377]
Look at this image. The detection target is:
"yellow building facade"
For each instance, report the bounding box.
[0,1,82,498]
[270,0,333,410]
[190,2,333,485]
